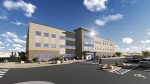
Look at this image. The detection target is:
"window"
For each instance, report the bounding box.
[66,37,75,41]
[35,43,41,47]
[52,34,56,38]
[36,31,41,36]
[65,54,75,58]
[44,33,49,37]
[60,45,65,48]
[51,44,56,48]
[60,36,65,40]
[65,46,75,49]
[36,54,56,59]
[44,43,49,48]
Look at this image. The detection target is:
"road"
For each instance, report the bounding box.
[0,59,150,84]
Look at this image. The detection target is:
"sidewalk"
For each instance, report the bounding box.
[0,60,82,69]
[101,56,126,59]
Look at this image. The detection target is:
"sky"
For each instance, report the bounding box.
[0,0,150,53]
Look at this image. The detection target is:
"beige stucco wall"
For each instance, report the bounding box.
[28,22,61,51]
[94,37,115,53]
[27,22,76,60]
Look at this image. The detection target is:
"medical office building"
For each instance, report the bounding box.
[26,22,115,60]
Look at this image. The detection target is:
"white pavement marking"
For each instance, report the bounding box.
[1,69,9,71]
[0,71,6,74]
[83,61,99,65]
[0,73,5,75]
[134,74,147,78]
[0,68,9,78]
[112,66,137,75]
[15,81,55,84]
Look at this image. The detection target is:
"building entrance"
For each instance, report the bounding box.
[85,52,94,60]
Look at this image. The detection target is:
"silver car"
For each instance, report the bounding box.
[139,58,150,68]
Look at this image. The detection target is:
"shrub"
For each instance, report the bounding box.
[55,57,61,61]
[115,52,122,57]
[132,55,144,60]
[32,57,39,62]
[108,56,111,58]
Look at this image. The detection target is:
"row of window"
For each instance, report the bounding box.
[36,43,75,49]
[36,43,56,48]
[84,44,94,47]
[36,31,56,38]
[36,31,75,41]
[35,54,75,59]
[36,54,56,59]
[96,54,114,56]
[94,41,114,46]
[94,48,114,51]
[84,46,94,51]
[60,36,75,41]
[60,45,75,49]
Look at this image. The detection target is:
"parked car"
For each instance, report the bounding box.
[139,58,150,68]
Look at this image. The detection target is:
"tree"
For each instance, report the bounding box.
[14,52,17,57]
[142,51,150,58]
[115,52,122,57]
[18,52,28,61]
[10,52,16,58]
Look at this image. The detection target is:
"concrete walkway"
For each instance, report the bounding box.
[101,56,126,59]
[0,60,82,69]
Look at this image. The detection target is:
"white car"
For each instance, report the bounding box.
[139,58,150,68]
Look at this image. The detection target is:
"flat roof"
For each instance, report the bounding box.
[74,27,92,32]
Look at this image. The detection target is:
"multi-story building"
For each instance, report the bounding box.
[26,22,115,60]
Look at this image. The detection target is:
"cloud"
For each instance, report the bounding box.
[0,15,8,20]
[0,47,5,49]
[5,38,13,43]
[1,32,26,44]
[22,35,27,38]
[3,0,36,18]
[121,45,150,53]
[0,41,4,45]
[147,32,150,35]
[122,37,133,44]
[120,0,138,7]
[83,0,108,12]
[95,14,123,26]
[141,40,150,44]
[115,45,120,52]
[13,44,22,48]
[129,30,132,34]
[10,21,27,26]
[131,0,138,4]
[121,46,141,53]
[6,44,10,47]
[9,47,25,51]
[0,8,8,20]
[1,32,18,39]
[13,39,26,44]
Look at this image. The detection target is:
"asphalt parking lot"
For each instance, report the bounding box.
[0,59,150,84]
